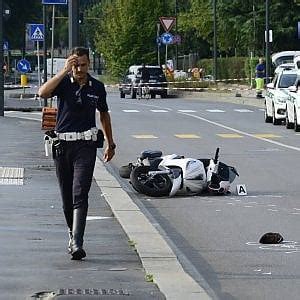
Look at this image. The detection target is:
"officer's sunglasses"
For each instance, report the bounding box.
[75,85,84,105]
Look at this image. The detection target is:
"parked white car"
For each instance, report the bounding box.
[286,76,300,131]
[264,68,297,125]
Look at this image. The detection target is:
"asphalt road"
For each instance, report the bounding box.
[107,92,300,300]
[6,90,300,300]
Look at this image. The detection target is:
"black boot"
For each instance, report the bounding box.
[63,210,73,254]
[71,207,87,260]
[67,229,72,254]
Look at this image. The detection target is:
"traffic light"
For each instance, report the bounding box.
[79,12,84,24]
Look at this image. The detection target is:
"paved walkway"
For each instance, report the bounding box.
[0,116,166,300]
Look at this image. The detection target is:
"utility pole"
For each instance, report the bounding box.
[0,0,4,117]
[213,0,217,81]
[42,4,48,106]
[174,0,178,70]
[265,0,270,84]
[68,0,79,49]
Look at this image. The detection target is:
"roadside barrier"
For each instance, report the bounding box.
[8,74,273,93]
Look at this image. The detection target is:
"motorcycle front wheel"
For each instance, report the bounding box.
[130,166,172,197]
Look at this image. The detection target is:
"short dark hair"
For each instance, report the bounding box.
[71,47,90,61]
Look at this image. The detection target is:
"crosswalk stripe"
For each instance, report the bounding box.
[217,133,243,138]
[123,110,139,112]
[132,134,158,139]
[234,109,253,112]
[174,134,201,139]
[177,110,197,113]
[150,110,169,112]
[206,109,225,113]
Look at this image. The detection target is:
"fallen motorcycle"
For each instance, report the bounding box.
[119,148,239,197]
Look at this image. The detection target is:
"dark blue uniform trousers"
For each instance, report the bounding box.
[54,140,97,230]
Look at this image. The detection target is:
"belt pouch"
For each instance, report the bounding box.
[95,129,104,148]
[52,140,64,159]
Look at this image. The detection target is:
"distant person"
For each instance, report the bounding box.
[255,58,265,98]
[137,63,150,97]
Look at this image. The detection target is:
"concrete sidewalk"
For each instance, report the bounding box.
[0,116,167,300]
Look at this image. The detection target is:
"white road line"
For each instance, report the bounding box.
[150,109,169,112]
[122,109,139,112]
[178,110,197,113]
[206,109,225,113]
[5,113,41,121]
[178,111,300,152]
[234,109,253,112]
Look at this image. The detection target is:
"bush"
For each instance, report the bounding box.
[198,56,261,85]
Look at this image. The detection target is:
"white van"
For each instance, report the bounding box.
[47,58,66,78]
[271,51,300,67]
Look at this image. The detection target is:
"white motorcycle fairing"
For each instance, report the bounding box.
[160,156,207,196]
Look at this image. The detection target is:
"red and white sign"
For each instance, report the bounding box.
[159,17,176,32]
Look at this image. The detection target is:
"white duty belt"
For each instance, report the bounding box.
[57,127,98,141]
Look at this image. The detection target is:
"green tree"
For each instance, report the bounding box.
[3,0,43,49]
[94,0,168,77]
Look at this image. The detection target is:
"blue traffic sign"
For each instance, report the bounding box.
[29,24,44,41]
[17,59,31,73]
[42,0,67,4]
[3,41,9,51]
[161,33,174,45]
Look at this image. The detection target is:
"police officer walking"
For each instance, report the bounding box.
[39,47,116,260]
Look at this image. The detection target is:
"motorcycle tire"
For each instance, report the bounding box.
[130,166,172,197]
[119,164,134,179]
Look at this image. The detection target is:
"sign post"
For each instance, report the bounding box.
[0,0,4,117]
[29,24,44,87]
[17,59,31,94]
[159,17,176,66]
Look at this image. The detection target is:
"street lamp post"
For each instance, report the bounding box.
[174,0,178,70]
[0,0,4,117]
[265,0,270,84]
[68,0,79,48]
[213,0,217,81]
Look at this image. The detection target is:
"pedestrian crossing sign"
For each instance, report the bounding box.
[30,24,44,41]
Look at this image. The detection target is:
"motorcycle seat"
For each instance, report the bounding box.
[140,150,162,160]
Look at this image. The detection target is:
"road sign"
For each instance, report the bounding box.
[159,17,176,32]
[161,33,174,45]
[3,41,9,51]
[156,37,161,46]
[30,24,45,41]
[42,0,67,4]
[173,34,181,45]
[17,59,31,73]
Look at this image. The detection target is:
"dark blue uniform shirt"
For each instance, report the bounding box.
[52,74,108,133]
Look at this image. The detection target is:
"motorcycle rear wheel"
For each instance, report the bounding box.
[119,164,134,179]
[130,166,172,197]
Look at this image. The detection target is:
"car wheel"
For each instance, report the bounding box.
[150,93,156,99]
[264,108,272,123]
[161,90,168,98]
[130,86,136,99]
[272,105,281,125]
[294,109,300,132]
[120,91,125,98]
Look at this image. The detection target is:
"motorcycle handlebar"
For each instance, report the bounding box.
[214,147,220,164]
